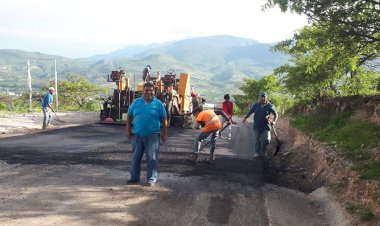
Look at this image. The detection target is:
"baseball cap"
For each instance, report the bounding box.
[260,92,267,97]
[48,87,55,91]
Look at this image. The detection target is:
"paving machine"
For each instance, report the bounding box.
[100,68,135,123]
[100,68,192,126]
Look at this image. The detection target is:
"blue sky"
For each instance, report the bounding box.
[0,0,308,58]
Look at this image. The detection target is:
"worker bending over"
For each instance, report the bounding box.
[192,107,231,164]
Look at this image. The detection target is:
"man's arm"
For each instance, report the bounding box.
[47,102,54,112]
[47,95,55,111]
[126,115,133,140]
[266,106,278,125]
[160,118,168,142]
[242,105,254,123]
[214,109,230,121]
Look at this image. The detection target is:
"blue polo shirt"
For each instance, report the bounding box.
[128,96,167,136]
[41,92,53,108]
[247,102,277,132]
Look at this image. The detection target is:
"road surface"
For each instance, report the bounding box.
[0,119,347,225]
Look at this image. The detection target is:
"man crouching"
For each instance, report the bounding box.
[191,107,231,164]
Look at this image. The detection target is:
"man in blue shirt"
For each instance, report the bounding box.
[41,87,55,130]
[243,92,278,158]
[126,81,167,186]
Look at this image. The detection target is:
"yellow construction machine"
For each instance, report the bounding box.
[100,68,192,126]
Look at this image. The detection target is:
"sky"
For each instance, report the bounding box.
[0,0,308,58]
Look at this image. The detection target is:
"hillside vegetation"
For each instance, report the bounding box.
[0,35,286,101]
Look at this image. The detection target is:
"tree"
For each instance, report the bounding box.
[265,0,380,68]
[233,75,284,113]
[265,0,380,44]
[44,74,108,110]
[272,24,380,105]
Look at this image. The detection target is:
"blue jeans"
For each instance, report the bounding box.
[194,130,217,155]
[130,133,160,182]
[252,129,271,155]
[42,107,52,128]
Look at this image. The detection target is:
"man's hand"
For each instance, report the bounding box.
[266,115,275,125]
[126,129,132,140]
[161,130,167,142]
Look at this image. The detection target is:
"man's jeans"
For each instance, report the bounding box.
[42,107,52,129]
[130,133,160,182]
[194,130,217,155]
[252,129,271,155]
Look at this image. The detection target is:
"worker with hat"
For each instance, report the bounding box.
[191,107,231,164]
[41,87,55,129]
[242,92,278,158]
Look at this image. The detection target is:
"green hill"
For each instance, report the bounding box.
[0,35,287,101]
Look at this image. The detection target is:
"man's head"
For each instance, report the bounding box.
[224,94,230,100]
[143,81,155,101]
[192,107,202,117]
[48,87,55,94]
[259,92,268,104]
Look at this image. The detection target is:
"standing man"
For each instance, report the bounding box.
[242,92,278,158]
[192,107,230,164]
[126,81,167,186]
[219,94,234,140]
[41,87,55,130]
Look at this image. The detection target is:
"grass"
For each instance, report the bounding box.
[291,112,380,181]
[346,203,375,221]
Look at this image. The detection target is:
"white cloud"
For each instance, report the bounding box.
[0,0,308,57]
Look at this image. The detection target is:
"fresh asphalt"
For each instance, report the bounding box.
[0,120,346,225]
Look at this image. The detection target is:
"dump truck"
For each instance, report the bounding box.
[100,68,192,126]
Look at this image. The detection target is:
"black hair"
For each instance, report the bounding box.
[224,94,230,100]
[192,107,202,114]
[143,81,154,88]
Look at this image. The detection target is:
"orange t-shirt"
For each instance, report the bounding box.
[196,110,222,132]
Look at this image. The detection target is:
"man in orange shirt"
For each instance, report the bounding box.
[192,107,231,164]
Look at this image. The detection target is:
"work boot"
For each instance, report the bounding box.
[126,179,140,185]
[208,153,215,164]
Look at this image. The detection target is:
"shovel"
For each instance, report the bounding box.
[272,125,282,156]
[53,111,66,123]
[198,123,231,152]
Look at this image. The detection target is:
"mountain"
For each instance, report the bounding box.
[0,35,287,101]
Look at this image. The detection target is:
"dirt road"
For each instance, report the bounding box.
[0,113,349,225]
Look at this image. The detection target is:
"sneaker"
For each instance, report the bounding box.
[146,181,156,187]
[228,136,231,140]
[252,153,261,158]
[126,179,140,184]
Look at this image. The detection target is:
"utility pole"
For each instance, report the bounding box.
[27,58,58,112]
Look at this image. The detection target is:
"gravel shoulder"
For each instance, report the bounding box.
[0,111,99,138]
